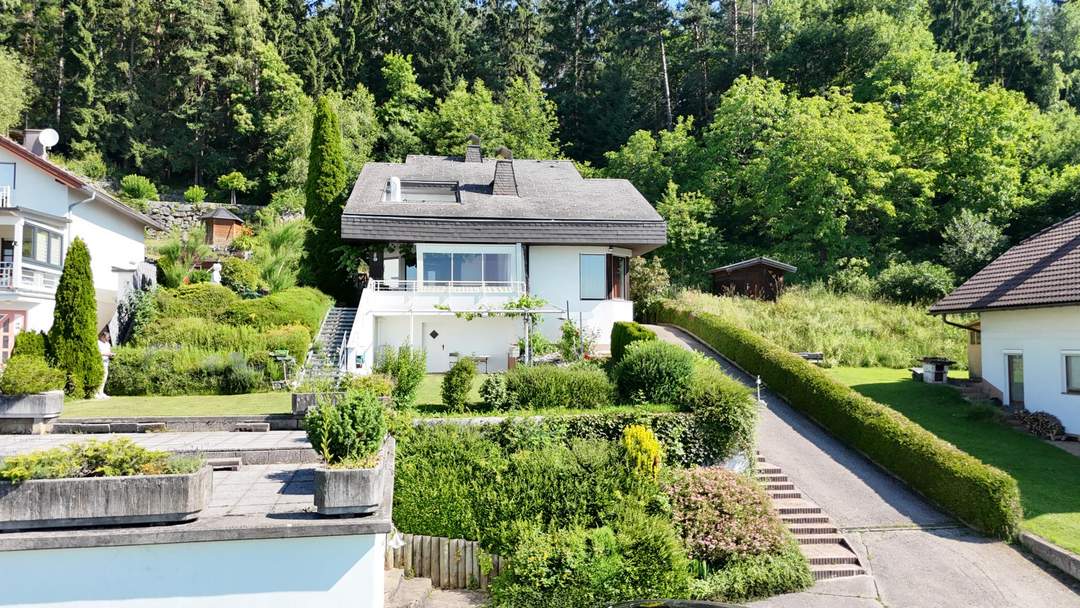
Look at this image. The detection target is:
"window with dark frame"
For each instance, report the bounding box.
[21,224,63,269]
[1067,355,1080,394]
[581,253,630,301]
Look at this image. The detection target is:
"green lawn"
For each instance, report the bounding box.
[829,367,1080,553]
[63,392,292,417]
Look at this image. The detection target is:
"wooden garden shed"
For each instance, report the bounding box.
[201,207,244,248]
[707,257,796,301]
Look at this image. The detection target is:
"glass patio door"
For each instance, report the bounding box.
[1007,354,1024,409]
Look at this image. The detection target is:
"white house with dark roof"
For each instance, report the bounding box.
[0,131,162,361]
[340,144,666,374]
[930,211,1080,434]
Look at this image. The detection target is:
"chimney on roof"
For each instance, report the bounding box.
[492,147,517,196]
[464,134,482,163]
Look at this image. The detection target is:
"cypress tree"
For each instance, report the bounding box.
[47,237,103,398]
[302,96,349,300]
[60,0,102,155]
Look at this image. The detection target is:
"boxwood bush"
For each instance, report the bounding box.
[611,320,657,364]
[10,331,46,359]
[504,364,614,410]
[0,355,66,395]
[305,390,387,466]
[656,301,1022,539]
[441,357,476,413]
[615,340,697,405]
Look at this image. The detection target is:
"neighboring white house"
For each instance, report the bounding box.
[930,211,1080,434]
[340,143,666,374]
[0,131,163,360]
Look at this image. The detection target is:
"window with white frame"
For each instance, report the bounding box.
[579,254,607,300]
[21,224,63,268]
[1066,354,1080,394]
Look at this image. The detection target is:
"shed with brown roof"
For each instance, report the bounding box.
[707,257,797,301]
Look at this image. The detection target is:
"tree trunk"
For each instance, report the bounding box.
[659,33,673,130]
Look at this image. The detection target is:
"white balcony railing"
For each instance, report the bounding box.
[369,279,525,295]
[0,262,61,291]
[0,186,11,208]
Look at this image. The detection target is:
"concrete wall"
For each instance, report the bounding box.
[528,245,634,346]
[0,533,385,608]
[980,306,1080,433]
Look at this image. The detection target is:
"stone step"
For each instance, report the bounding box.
[811,566,868,581]
[802,543,861,566]
[765,482,797,492]
[206,457,242,471]
[769,490,802,500]
[781,514,831,524]
[385,568,404,602]
[796,534,847,545]
[773,498,823,515]
[756,473,788,483]
[789,523,839,535]
[387,576,433,608]
[757,463,782,474]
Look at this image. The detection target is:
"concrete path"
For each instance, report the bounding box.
[648,324,1080,608]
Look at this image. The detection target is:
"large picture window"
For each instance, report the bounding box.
[580,254,607,300]
[21,224,62,268]
[1067,355,1080,394]
[422,251,512,286]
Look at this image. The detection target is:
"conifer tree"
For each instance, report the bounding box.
[47,238,103,398]
[60,0,102,155]
[302,96,349,300]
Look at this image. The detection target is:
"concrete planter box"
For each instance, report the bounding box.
[315,435,395,516]
[0,465,213,531]
[291,392,344,417]
[0,390,64,434]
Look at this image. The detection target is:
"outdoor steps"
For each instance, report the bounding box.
[759,456,867,581]
[384,569,485,608]
[303,306,357,383]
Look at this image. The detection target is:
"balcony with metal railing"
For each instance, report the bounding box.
[363,279,526,313]
[0,261,61,292]
[0,186,12,208]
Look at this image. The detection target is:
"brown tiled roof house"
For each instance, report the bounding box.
[930,211,1080,314]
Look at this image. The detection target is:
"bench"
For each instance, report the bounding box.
[795,352,824,365]
[449,353,490,373]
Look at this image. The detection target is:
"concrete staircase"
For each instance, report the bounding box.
[758,455,867,581]
[385,569,485,608]
[302,306,356,385]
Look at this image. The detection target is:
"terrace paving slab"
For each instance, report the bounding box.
[0,430,317,464]
[0,463,392,552]
[649,324,1080,608]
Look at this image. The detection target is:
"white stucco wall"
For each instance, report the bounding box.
[980,306,1080,433]
[69,192,148,293]
[0,534,384,608]
[528,245,634,346]
[376,313,520,373]
[0,147,70,217]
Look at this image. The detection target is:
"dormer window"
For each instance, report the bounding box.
[384,178,459,203]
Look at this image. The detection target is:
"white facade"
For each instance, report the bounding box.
[0,534,385,608]
[346,243,635,374]
[980,306,1080,433]
[0,142,153,358]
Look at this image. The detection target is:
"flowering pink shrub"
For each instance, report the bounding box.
[664,467,786,564]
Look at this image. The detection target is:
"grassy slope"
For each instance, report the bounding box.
[672,287,967,368]
[63,392,291,417]
[830,367,1080,553]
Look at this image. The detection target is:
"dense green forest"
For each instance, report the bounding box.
[3,0,1080,289]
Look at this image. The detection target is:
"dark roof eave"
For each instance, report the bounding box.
[929,299,1080,315]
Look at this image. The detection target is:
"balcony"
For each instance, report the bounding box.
[363,279,526,313]
[0,186,11,209]
[0,262,61,292]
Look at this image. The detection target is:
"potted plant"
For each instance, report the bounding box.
[0,439,211,531]
[306,389,393,516]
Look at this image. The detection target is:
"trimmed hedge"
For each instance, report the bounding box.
[611,320,657,364]
[656,301,1022,539]
[0,355,66,395]
[615,340,697,404]
[504,364,614,410]
[155,283,239,319]
[105,346,272,396]
[137,316,311,361]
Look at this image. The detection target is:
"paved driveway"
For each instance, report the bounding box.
[647,324,1080,608]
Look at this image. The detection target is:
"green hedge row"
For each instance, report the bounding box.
[656,302,1022,540]
[611,320,657,364]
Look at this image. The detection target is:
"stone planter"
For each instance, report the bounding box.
[0,390,64,434]
[314,435,395,516]
[291,392,344,417]
[0,465,213,531]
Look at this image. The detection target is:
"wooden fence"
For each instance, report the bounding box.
[384,533,507,590]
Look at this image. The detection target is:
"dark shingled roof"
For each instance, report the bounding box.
[930,211,1080,314]
[707,256,797,274]
[341,155,666,254]
[200,207,244,222]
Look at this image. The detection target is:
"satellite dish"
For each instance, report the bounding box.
[38,129,59,148]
